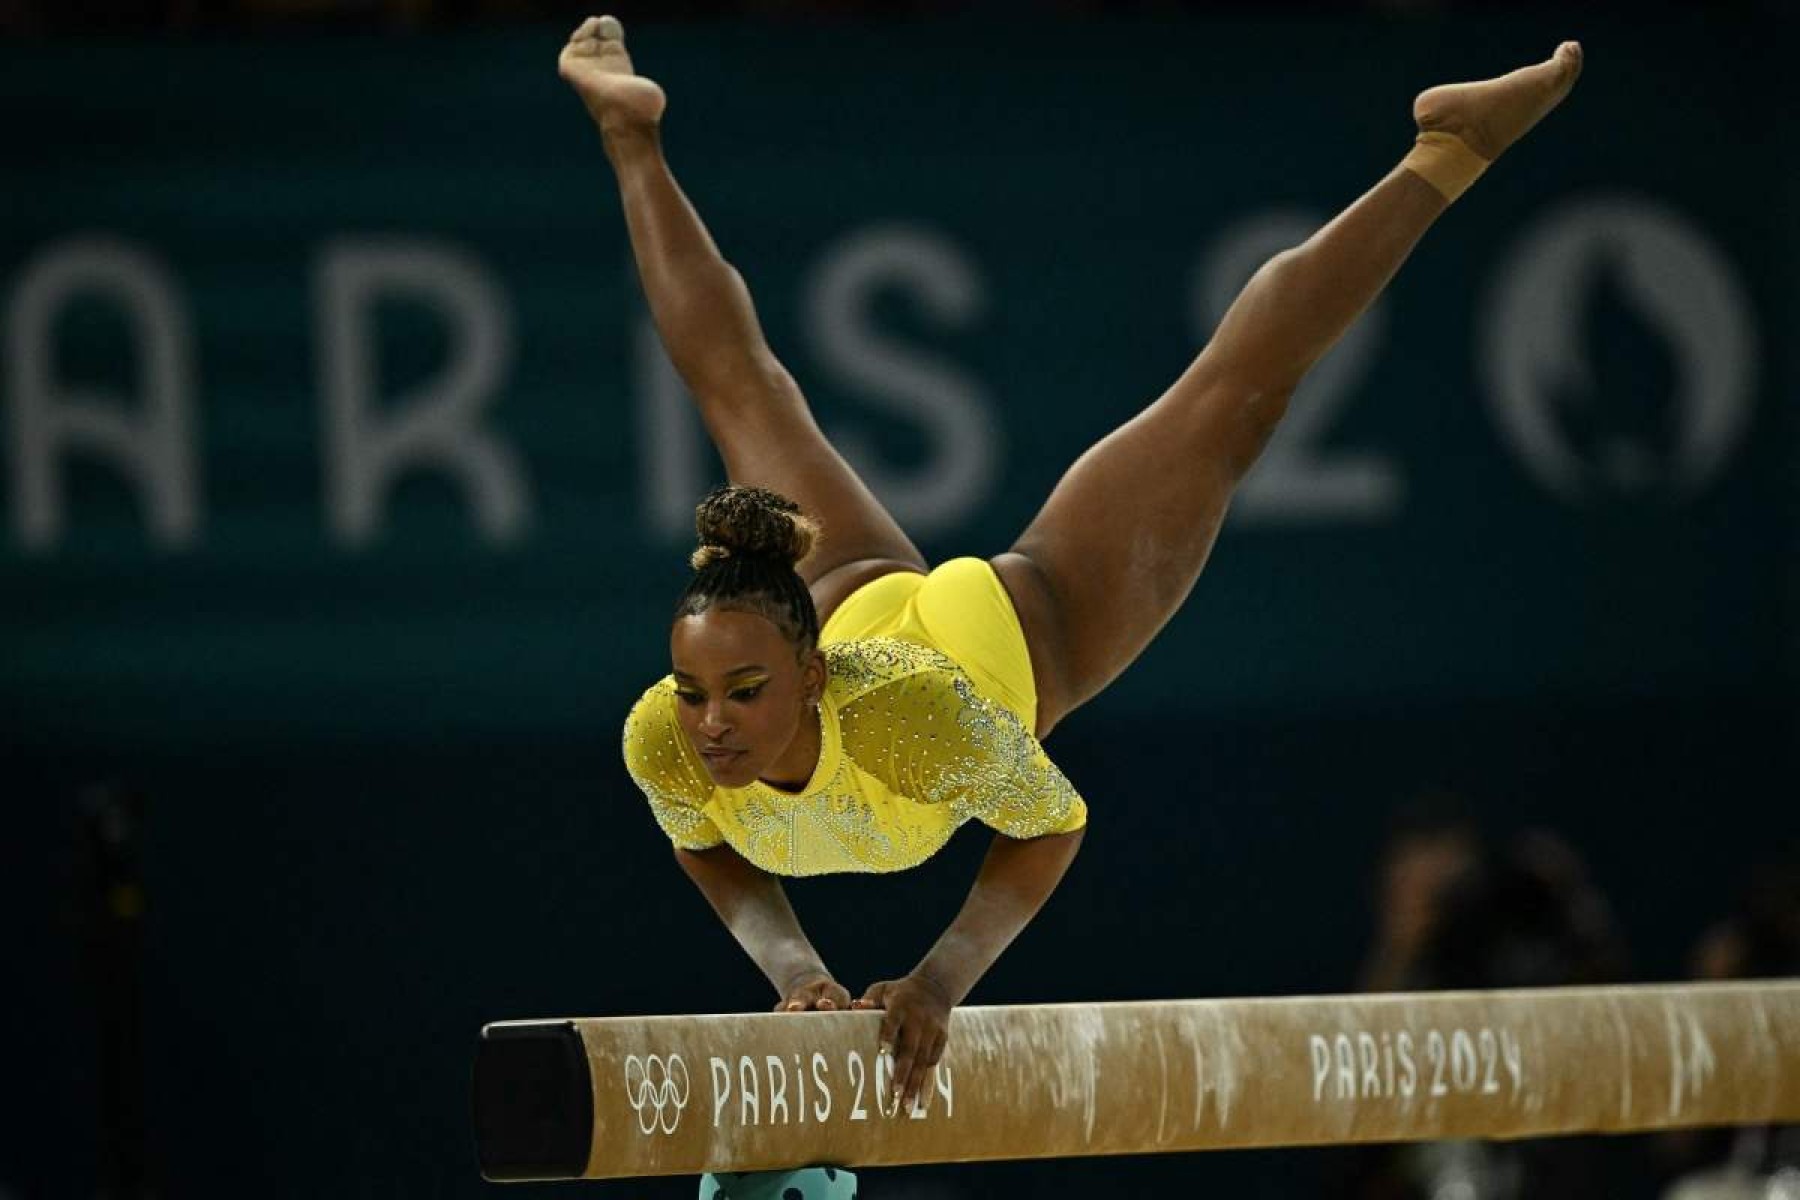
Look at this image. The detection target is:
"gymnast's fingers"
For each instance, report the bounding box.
[903,1024,948,1107]
[854,979,890,1016]
[890,1020,924,1107]
[876,1000,902,1055]
[775,973,848,1012]
[923,1028,948,1072]
[813,978,850,1011]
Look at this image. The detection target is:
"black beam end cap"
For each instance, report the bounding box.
[472,1020,592,1182]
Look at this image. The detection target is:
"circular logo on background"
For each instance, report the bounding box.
[1480,195,1757,500]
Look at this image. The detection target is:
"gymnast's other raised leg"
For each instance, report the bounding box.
[995,44,1584,736]
[559,16,926,622]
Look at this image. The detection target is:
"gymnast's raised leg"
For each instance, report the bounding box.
[993,43,1584,737]
[559,16,926,624]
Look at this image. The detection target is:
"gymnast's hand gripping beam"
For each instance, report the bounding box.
[471,980,1800,1181]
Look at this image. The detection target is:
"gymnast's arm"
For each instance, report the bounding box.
[674,842,852,1013]
[855,826,1085,1107]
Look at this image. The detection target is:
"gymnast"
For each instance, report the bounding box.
[562,14,1581,1115]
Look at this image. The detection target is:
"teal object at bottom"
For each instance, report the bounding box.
[699,1167,858,1200]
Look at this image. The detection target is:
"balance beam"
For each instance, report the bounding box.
[472,980,1800,1181]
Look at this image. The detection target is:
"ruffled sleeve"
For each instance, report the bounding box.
[621,682,725,851]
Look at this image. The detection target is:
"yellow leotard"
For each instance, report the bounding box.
[622,558,1087,876]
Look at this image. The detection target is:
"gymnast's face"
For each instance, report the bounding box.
[670,608,824,791]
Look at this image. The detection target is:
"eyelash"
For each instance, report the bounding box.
[675,685,764,706]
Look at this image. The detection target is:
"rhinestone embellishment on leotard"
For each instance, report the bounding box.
[621,639,1085,876]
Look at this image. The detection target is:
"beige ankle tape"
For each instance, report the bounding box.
[1401,131,1490,202]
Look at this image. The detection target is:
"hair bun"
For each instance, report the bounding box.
[690,486,820,572]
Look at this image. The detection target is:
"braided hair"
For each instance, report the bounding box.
[674,486,821,657]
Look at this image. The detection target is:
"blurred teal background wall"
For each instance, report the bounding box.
[4,12,1794,1198]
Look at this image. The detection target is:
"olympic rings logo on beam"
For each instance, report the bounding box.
[623,1054,691,1135]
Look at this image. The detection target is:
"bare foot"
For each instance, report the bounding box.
[558,15,666,136]
[1414,42,1583,161]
